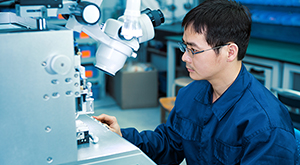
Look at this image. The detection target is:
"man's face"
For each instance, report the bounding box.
[181,25,228,81]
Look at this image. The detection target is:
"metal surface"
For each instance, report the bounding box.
[0,12,155,165]
[67,115,156,165]
[0,28,78,165]
[0,12,36,29]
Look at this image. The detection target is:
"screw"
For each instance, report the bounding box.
[65,78,72,83]
[42,61,47,66]
[47,157,53,163]
[51,80,58,84]
[43,95,49,100]
[52,92,59,98]
[66,91,72,96]
[45,126,51,132]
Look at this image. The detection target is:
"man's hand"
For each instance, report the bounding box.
[93,114,122,137]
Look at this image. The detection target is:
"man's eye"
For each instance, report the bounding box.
[191,48,197,52]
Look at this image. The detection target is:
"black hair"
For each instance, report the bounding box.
[182,0,252,60]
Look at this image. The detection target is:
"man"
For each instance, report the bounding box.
[94,0,296,164]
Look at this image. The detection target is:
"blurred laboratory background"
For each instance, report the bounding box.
[64,0,300,130]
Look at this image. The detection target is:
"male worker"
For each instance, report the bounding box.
[94,0,297,164]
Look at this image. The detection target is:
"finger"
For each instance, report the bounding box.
[93,115,122,137]
[102,123,117,133]
[93,114,115,125]
[102,123,110,129]
[93,114,108,121]
[93,115,106,124]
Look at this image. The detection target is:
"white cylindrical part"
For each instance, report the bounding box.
[121,0,142,39]
[94,44,128,76]
[124,0,141,17]
[83,4,100,24]
[137,14,154,43]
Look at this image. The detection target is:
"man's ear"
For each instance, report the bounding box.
[227,43,238,62]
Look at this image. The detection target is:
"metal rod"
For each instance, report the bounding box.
[37,18,47,30]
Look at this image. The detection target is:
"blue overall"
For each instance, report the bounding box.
[122,64,296,164]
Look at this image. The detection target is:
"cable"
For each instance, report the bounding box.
[0,0,12,3]
[0,0,14,6]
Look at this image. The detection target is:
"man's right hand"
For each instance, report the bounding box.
[93,114,122,137]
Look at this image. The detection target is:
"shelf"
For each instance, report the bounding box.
[236,1,300,8]
[147,47,167,56]
[81,57,96,64]
[76,38,98,45]
[234,1,300,44]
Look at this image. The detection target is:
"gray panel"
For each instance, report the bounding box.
[0,30,78,165]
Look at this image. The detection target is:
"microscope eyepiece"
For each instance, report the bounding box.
[142,8,165,27]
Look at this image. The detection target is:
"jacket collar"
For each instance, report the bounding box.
[195,64,251,121]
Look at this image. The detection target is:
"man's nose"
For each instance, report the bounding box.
[181,51,191,63]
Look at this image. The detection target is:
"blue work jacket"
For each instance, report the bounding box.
[122,64,296,164]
